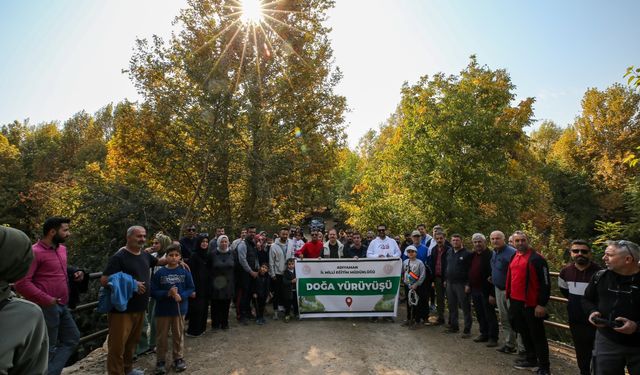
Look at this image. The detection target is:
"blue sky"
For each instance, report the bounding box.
[1,1,639,147]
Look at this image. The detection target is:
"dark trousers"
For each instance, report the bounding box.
[283,291,298,316]
[471,290,498,340]
[429,286,436,307]
[405,283,429,322]
[593,330,640,375]
[211,299,231,329]
[234,269,243,320]
[570,323,596,375]
[434,276,446,322]
[186,296,208,335]
[272,275,283,311]
[509,300,550,370]
[447,281,472,333]
[239,272,255,320]
[42,304,80,375]
[255,296,267,319]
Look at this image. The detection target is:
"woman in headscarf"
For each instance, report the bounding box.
[209,235,235,330]
[0,226,48,374]
[186,234,210,337]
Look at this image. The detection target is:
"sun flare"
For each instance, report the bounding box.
[240,0,264,25]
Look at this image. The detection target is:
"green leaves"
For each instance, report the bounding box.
[339,57,535,235]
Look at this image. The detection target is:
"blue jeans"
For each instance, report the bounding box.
[42,304,80,375]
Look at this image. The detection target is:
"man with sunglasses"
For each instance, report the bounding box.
[366,224,401,259]
[583,240,640,375]
[295,229,324,259]
[558,240,601,375]
[178,224,198,260]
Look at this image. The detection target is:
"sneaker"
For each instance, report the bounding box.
[126,369,145,375]
[273,312,279,320]
[284,315,291,323]
[473,335,489,343]
[535,368,550,375]
[486,339,499,348]
[513,358,538,371]
[185,332,201,338]
[256,318,264,325]
[496,345,517,354]
[173,358,187,373]
[444,328,459,334]
[460,332,471,339]
[155,362,166,375]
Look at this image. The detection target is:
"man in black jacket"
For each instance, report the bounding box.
[558,240,601,375]
[344,232,367,259]
[469,233,498,347]
[236,225,258,325]
[444,234,473,337]
[583,240,640,375]
[428,230,451,325]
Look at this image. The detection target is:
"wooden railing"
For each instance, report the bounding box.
[545,271,570,330]
[70,272,109,344]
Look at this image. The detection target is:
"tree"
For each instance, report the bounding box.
[572,84,640,220]
[340,57,538,236]
[529,120,563,162]
[0,133,24,226]
[119,0,346,231]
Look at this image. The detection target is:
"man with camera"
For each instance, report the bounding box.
[583,240,640,375]
[558,240,601,375]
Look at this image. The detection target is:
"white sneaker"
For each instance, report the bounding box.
[126,369,145,375]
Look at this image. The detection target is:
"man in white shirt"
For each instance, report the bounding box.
[366,224,401,258]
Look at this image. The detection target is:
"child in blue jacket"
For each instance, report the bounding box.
[151,245,194,374]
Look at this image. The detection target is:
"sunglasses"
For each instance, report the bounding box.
[570,249,590,255]
[617,240,639,262]
[377,229,386,232]
[187,228,196,232]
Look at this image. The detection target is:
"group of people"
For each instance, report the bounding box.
[1,218,639,375]
[397,225,640,375]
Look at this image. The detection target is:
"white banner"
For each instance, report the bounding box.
[295,258,402,318]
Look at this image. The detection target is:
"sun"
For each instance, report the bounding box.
[240,0,264,25]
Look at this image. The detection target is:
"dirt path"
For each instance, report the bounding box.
[64,304,578,375]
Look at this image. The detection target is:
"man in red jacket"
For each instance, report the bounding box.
[506,231,551,374]
[296,229,323,259]
[15,217,84,375]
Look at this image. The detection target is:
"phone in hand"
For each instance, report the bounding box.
[592,317,624,328]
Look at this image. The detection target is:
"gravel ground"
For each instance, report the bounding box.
[64,305,578,375]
